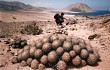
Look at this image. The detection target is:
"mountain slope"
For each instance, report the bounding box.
[0,1,48,11]
[64,3,93,12]
[0,1,32,11]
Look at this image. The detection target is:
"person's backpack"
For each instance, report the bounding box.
[54,14,59,19]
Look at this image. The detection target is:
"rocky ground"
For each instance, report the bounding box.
[0,11,110,70]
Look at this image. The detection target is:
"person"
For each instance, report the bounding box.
[54,12,67,25]
[59,12,67,24]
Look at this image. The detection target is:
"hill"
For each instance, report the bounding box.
[0,1,48,11]
[64,3,93,12]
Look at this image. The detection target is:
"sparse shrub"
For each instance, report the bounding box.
[66,19,77,25]
[21,23,43,35]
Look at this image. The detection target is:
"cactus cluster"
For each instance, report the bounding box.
[11,34,100,70]
[9,38,27,48]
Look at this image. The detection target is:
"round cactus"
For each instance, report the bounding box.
[30,47,36,57]
[78,38,85,44]
[93,48,100,61]
[15,40,21,45]
[72,56,82,67]
[72,37,79,45]
[38,64,45,70]
[62,52,71,63]
[21,60,27,67]
[80,49,89,59]
[52,40,62,49]
[73,45,81,54]
[16,45,19,47]
[27,58,33,66]
[35,41,43,49]
[18,49,24,55]
[10,41,16,46]
[31,59,39,69]
[42,43,52,53]
[79,42,86,49]
[40,55,48,65]
[11,44,16,48]
[58,35,66,43]
[23,45,30,51]
[56,47,64,56]
[34,49,43,59]
[57,60,67,70]
[63,41,72,51]
[21,50,29,60]
[20,41,27,47]
[42,37,50,43]
[81,60,86,66]
[50,34,58,42]
[17,53,22,62]
[87,54,98,66]
[69,50,76,58]
[48,51,59,64]
[65,36,72,42]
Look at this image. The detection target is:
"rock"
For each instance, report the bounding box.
[4,39,10,44]
[0,20,3,22]
[102,19,110,23]
[6,46,11,52]
[13,17,16,19]
[0,34,5,38]
[88,34,98,40]
[11,57,18,64]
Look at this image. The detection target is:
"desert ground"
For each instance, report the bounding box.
[0,11,110,70]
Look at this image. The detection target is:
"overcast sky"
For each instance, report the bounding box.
[0,0,110,10]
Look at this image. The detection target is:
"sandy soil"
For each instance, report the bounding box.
[0,11,110,70]
[0,11,54,22]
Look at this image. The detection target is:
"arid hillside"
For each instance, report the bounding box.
[63,3,93,12]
